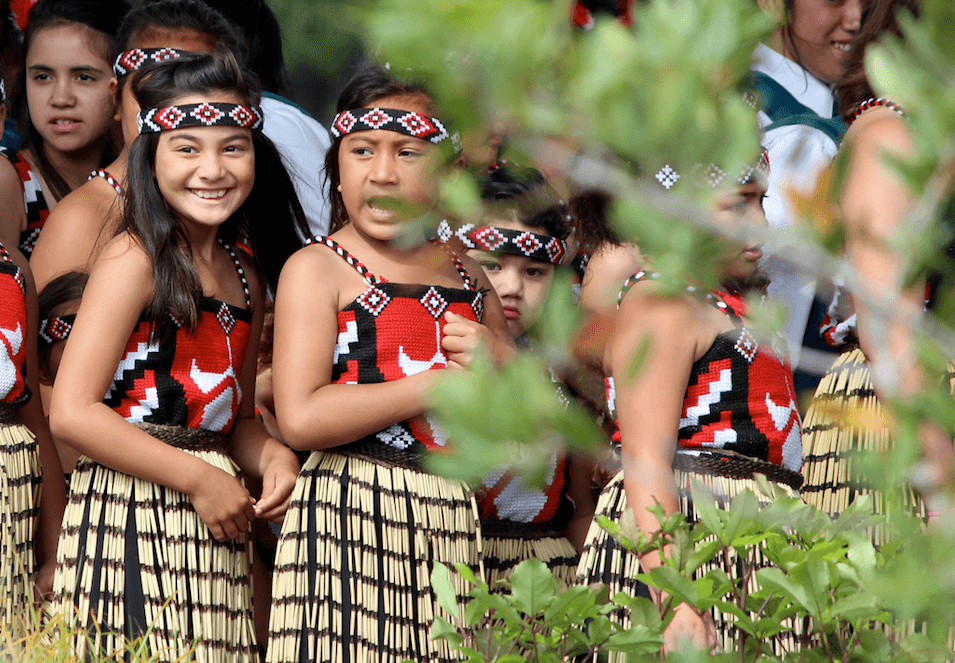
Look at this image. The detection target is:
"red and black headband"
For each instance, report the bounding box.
[114,47,189,77]
[331,107,463,158]
[437,220,567,265]
[137,102,264,134]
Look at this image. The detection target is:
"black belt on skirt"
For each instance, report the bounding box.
[135,422,229,452]
[0,401,21,425]
[674,450,804,491]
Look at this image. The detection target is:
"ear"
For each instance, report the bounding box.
[110,77,121,122]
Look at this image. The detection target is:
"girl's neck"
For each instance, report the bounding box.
[181,223,221,263]
[42,137,108,192]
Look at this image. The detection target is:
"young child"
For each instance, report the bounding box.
[575,158,803,655]
[49,51,306,661]
[29,0,244,474]
[0,239,65,631]
[439,162,592,586]
[267,64,513,663]
[0,0,129,257]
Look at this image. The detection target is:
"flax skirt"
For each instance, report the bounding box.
[0,418,41,632]
[575,461,800,656]
[266,450,483,663]
[52,451,257,663]
[482,532,578,589]
[800,348,925,538]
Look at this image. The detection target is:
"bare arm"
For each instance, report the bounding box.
[578,243,643,315]
[49,235,255,541]
[608,284,717,652]
[272,246,437,451]
[0,157,26,252]
[227,256,299,522]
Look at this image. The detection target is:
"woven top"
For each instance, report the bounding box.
[0,150,49,258]
[0,241,28,405]
[104,243,252,433]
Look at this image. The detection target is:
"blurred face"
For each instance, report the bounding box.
[153,93,255,235]
[467,217,556,338]
[118,29,220,147]
[785,0,864,83]
[26,24,117,158]
[336,94,441,243]
[712,181,767,281]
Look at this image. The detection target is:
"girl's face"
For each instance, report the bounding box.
[336,94,441,243]
[118,28,220,147]
[785,0,864,83]
[153,93,255,235]
[467,216,556,338]
[26,24,117,157]
[712,181,767,281]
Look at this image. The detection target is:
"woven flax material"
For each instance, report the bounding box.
[576,463,800,657]
[0,420,41,633]
[268,450,482,663]
[54,448,256,662]
[800,348,925,540]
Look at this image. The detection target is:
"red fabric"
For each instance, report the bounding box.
[9,0,36,30]
[0,246,27,403]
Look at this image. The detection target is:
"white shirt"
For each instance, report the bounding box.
[261,94,332,239]
[752,43,841,371]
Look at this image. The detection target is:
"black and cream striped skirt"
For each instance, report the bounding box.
[52,426,257,662]
[267,446,483,663]
[0,409,42,633]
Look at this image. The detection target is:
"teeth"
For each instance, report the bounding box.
[833,42,851,51]
[54,120,75,124]
[193,189,227,199]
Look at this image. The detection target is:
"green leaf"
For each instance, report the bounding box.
[605,625,665,655]
[646,565,698,604]
[508,558,556,615]
[431,563,460,616]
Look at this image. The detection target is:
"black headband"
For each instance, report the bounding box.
[114,47,189,77]
[331,107,462,157]
[137,102,264,134]
[438,221,566,265]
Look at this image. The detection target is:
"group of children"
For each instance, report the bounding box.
[0,0,936,661]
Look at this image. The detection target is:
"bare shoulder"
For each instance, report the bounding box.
[454,250,493,289]
[579,242,643,312]
[843,107,913,158]
[276,241,345,302]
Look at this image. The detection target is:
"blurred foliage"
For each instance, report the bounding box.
[356,0,955,658]
[269,0,362,75]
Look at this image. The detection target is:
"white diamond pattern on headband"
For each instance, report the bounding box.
[655,165,680,189]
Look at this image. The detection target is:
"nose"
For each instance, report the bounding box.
[844,0,863,33]
[198,151,227,180]
[369,151,399,185]
[50,78,75,108]
[494,264,524,299]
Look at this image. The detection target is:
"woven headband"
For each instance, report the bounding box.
[654,150,770,191]
[137,102,264,134]
[114,47,188,77]
[331,107,463,157]
[438,221,566,265]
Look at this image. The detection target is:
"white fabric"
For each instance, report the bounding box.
[261,96,332,239]
[752,44,840,370]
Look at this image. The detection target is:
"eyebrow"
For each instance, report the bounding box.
[28,64,108,75]
[168,132,251,143]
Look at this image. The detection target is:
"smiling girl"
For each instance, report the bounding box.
[0,0,129,258]
[49,51,307,661]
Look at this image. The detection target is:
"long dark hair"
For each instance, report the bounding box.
[195,0,289,96]
[19,0,130,201]
[326,63,435,232]
[836,0,920,121]
[124,50,308,342]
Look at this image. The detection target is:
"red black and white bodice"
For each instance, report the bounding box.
[314,236,484,453]
[619,272,803,472]
[0,150,50,258]
[103,244,251,433]
[0,242,29,405]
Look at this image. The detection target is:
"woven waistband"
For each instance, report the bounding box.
[135,422,228,452]
[0,402,21,425]
[336,440,425,472]
[674,451,804,491]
